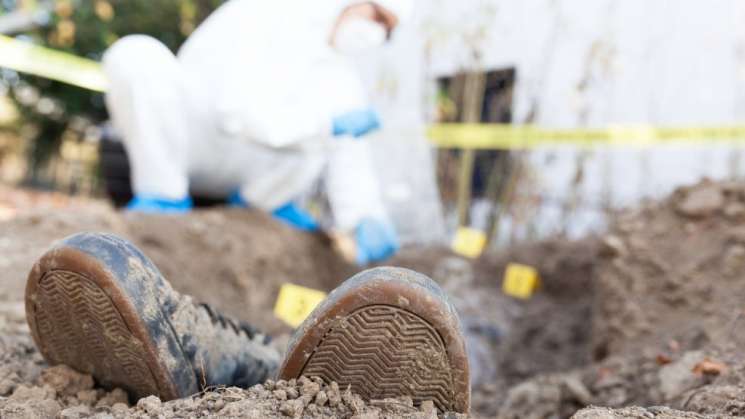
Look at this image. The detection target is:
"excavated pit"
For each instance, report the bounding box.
[2,180,745,418]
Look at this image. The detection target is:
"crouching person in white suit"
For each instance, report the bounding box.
[103,0,413,265]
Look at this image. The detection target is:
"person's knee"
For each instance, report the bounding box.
[103,35,176,82]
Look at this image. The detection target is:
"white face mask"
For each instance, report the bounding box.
[333,17,388,54]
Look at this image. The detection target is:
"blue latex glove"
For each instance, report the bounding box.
[228,191,319,232]
[355,218,400,265]
[272,202,319,232]
[126,195,193,214]
[332,109,381,138]
[227,190,248,208]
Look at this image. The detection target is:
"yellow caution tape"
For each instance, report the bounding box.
[451,227,487,259]
[0,34,107,92]
[503,263,541,300]
[274,283,327,328]
[428,123,745,149]
[3,35,745,149]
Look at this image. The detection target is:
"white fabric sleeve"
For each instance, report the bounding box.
[243,55,367,150]
[325,139,388,231]
[242,101,334,149]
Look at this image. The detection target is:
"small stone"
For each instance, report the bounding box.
[36,399,63,418]
[561,375,593,405]
[285,387,299,400]
[279,399,304,418]
[10,385,54,402]
[248,384,271,398]
[305,404,319,415]
[0,367,19,395]
[301,394,314,407]
[219,400,264,418]
[659,351,707,400]
[420,400,436,414]
[314,390,328,407]
[59,404,92,419]
[76,389,99,405]
[676,182,725,218]
[264,379,276,391]
[178,398,197,412]
[300,379,320,398]
[342,386,365,414]
[97,388,130,408]
[137,395,162,415]
[40,365,94,397]
[273,389,288,401]
[328,382,342,407]
[111,403,130,414]
[275,380,287,390]
[725,202,745,220]
[600,235,627,258]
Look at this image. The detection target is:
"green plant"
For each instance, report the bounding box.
[1,0,223,175]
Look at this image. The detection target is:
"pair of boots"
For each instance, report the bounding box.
[24,233,470,414]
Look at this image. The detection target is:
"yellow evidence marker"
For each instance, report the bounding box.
[503,263,541,300]
[274,284,328,328]
[451,227,487,259]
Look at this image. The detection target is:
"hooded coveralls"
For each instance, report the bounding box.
[103,0,388,231]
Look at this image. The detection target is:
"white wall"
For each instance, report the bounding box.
[419,0,745,241]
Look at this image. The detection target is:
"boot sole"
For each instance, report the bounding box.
[278,267,470,413]
[25,233,200,401]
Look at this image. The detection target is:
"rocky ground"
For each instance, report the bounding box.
[2,180,745,418]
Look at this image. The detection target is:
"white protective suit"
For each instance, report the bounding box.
[103,0,396,231]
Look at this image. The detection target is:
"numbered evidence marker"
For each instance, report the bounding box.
[274,284,328,328]
[451,227,487,259]
[503,263,541,300]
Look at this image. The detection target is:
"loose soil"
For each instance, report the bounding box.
[3,180,745,418]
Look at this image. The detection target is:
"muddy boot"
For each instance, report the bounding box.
[279,267,471,414]
[24,232,279,401]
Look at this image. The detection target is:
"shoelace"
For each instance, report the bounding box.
[199,303,272,345]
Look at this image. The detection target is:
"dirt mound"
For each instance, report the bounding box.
[0,206,355,336]
[8,179,745,418]
[492,179,745,418]
[0,196,601,418]
[592,179,745,359]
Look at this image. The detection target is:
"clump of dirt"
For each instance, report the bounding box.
[1,364,454,419]
[592,179,745,358]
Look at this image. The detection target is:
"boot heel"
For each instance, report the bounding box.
[278,267,470,413]
[25,233,199,401]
